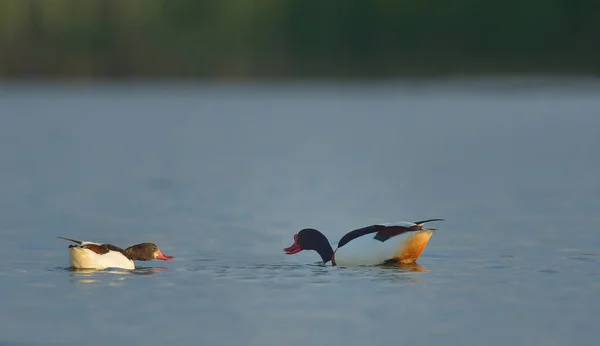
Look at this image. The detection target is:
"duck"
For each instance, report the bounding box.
[57,237,174,270]
[283,219,443,266]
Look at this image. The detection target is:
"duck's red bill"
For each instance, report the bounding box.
[284,234,303,254]
[156,251,174,261]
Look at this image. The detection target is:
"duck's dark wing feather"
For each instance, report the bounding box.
[372,225,415,242]
[58,237,128,257]
[337,225,412,248]
[82,243,128,257]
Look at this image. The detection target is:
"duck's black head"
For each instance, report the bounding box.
[283,228,334,263]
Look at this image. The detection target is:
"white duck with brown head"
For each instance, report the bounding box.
[58,237,174,270]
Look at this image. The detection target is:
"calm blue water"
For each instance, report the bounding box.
[1,79,599,345]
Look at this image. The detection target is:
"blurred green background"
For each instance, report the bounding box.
[1,0,599,79]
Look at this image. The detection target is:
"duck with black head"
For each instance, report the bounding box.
[57,237,174,270]
[283,219,443,266]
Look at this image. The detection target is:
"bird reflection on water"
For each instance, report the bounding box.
[67,266,169,284]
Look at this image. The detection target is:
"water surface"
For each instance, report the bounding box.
[1,79,599,345]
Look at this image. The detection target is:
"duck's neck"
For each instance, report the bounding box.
[124,247,136,260]
[315,242,334,264]
[124,245,148,261]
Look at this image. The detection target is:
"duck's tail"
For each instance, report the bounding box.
[413,218,444,226]
[394,230,435,263]
[412,218,444,231]
[57,236,83,245]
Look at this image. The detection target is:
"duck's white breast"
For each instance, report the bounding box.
[69,247,135,270]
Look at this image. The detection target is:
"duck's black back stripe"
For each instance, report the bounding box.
[337,225,417,248]
[338,225,384,248]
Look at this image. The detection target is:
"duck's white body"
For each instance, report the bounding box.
[68,246,135,270]
[332,229,434,266]
[58,238,135,270]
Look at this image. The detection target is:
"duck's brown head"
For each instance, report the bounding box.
[125,243,174,261]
